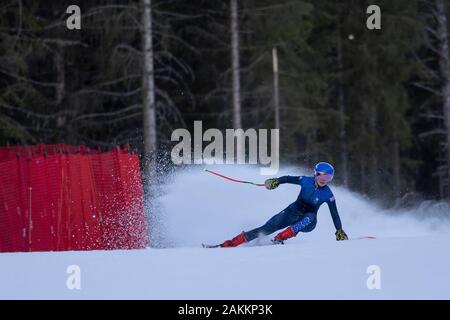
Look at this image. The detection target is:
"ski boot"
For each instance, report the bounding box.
[221,232,247,247]
[272,226,296,244]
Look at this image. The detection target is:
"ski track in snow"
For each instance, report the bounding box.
[1,165,450,299]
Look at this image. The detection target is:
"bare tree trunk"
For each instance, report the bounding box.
[369,104,379,195]
[230,0,242,130]
[392,139,401,198]
[360,156,366,194]
[54,44,65,106]
[309,114,319,163]
[142,0,157,179]
[272,47,280,130]
[336,29,348,186]
[54,44,66,128]
[436,0,450,197]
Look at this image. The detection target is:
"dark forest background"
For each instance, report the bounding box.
[1,0,450,204]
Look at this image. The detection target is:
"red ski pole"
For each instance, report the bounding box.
[203,169,266,187]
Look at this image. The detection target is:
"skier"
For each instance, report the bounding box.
[218,162,348,247]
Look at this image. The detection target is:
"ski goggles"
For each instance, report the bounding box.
[315,172,333,184]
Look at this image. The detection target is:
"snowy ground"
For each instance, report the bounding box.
[1,165,450,299]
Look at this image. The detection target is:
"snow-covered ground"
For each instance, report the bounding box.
[1,165,449,299]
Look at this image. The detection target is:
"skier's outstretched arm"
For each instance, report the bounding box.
[327,197,348,240]
[265,175,303,190]
[278,176,303,185]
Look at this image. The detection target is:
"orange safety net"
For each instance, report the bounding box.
[0,144,149,253]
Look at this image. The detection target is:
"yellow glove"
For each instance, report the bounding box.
[265,178,280,190]
[335,229,348,241]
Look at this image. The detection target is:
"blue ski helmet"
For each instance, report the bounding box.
[314,162,334,183]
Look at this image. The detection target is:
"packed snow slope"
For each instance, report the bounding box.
[1,165,450,299]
